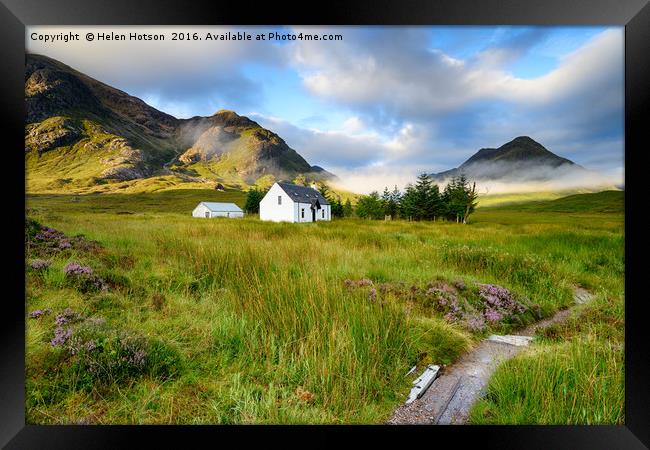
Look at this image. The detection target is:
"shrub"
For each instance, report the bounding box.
[28,308,51,319]
[29,259,51,271]
[64,262,107,293]
[26,218,102,257]
[474,283,529,325]
[349,278,535,334]
[47,311,181,392]
[50,308,83,346]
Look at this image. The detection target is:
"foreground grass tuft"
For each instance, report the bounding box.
[469,336,624,424]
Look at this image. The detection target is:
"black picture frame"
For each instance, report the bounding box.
[2,0,648,448]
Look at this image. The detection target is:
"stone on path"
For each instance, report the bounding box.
[573,287,594,304]
[405,365,440,405]
[487,334,534,346]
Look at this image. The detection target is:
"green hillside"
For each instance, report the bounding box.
[26,54,333,194]
[486,190,623,213]
[27,189,247,216]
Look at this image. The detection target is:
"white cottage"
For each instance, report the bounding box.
[192,202,244,218]
[259,182,331,223]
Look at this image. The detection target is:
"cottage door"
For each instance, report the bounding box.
[312,208,316,222]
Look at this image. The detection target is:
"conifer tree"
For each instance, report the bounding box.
[382,186,400,218]
[356,191,385,219]
[400,183,418,220]
[244,188,266,214]
[343,198,354,217]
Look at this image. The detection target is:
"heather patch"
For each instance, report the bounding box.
[475,283,529,324]
[28,308,51,319]
[29,259,51,271]
[35,309,181,402]
[26,217,102,257]
[64,262,108,293]
[344,278,536,334]
[344,278,374,288]
[51,308,83,346]
[432,282,535,333]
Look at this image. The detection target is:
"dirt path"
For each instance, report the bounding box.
[388,287,593,425]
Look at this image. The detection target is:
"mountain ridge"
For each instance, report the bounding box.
[25,53,331,192]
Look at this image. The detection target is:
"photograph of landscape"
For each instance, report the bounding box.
[25,25,624,425]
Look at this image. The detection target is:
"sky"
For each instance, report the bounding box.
[26,26,624,192]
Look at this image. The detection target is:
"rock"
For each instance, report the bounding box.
[25,117,81,153]
[100,166,145,181]
[487,335,534,346]
[405,365,440,404]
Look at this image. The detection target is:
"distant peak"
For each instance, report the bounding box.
[431,135,579,182]
[205,109,259,128]
[213,109,238,116]
[510,136,537,143]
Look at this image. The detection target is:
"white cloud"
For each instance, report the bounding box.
[502,29,623,104]
[289,27,623,115]
[250,113,385,168]
[329,166,422,194]
[341,116,364,133]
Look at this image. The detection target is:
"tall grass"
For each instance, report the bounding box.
[469,336,624,424]
[25,192,624,424]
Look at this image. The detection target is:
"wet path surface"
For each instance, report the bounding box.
[389,339,523,424]
[388,287,593,425]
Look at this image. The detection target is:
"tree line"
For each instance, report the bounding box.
[244,173,479,223]
[355,173,478,223]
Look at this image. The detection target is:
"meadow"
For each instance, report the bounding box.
[24,190,624,424]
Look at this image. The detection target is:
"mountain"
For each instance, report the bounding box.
[173,110,329,182]
[25,54,332,193]
[430,136,583,182]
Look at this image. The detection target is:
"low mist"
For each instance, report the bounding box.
[329,163,623,195]
[177,118,239,158]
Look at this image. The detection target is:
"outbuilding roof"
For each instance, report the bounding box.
[277,182,330,205]
[198,202,243,212]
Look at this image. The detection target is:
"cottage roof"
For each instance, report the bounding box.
[277,182,330,205]
[199,202,243,212]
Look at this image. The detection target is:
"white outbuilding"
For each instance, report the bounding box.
[259,182,331,223]
[192,202,244,218]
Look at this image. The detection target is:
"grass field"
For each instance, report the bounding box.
[24,189,624,424]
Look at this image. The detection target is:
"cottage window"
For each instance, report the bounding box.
[278,196,282,205]
[301,209,304,218]
[322,210,325,218]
